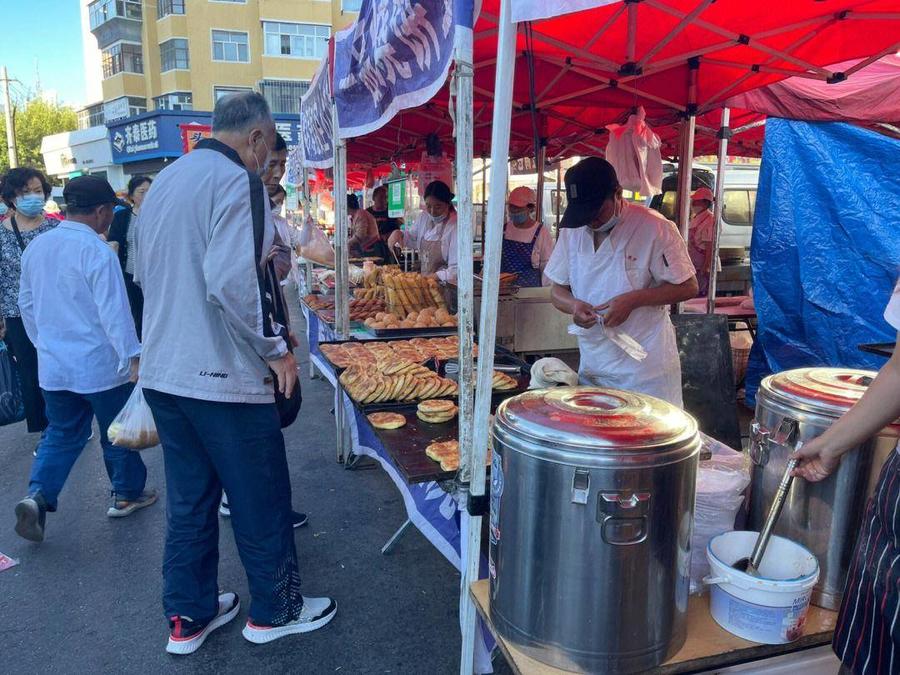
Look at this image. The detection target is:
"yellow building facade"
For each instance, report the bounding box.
[87,0,357,120]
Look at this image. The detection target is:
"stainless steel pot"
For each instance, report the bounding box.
[489,387,700,674]
[749,367,900,610]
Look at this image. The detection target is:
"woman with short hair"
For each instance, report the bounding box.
[108,175,152,338]
[0,167,57,442]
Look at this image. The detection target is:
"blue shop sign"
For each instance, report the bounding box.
[108,110,301,165]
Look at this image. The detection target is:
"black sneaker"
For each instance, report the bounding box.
[166,591,241,655]
[242,596,337,644]
[292,511,308,529]
[14,495,48,542]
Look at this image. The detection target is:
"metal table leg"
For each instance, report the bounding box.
[335,385,345,464]
[381,518,413,555]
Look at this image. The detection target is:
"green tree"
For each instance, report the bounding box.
[0,98,78,177]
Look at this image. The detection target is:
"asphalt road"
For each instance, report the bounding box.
[0,302,502,674]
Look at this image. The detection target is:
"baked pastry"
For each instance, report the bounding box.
[367,412,407,430]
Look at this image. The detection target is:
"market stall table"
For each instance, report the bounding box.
[470,580,837,675]
[683,296,757,338]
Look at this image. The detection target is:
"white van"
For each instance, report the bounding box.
[649,163,759,262]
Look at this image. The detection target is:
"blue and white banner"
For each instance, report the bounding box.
[299,54,335,169]
[333,0,475,140]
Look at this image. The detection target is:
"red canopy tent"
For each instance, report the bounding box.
[336,1,900,167]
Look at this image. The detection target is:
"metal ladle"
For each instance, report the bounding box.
[733,455,800,576]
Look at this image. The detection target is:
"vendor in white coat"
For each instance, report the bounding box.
[545,157,698,407]
[387,180,458,283]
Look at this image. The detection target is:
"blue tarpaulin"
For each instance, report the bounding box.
[746,119,900,405]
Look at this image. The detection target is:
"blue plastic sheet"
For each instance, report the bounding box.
[746,119,900,406]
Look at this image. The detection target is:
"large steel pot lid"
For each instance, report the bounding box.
[494,387,699,466]
[760,367,882,418]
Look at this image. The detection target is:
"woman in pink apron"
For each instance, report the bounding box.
[544,158,698,407]
[387,181,458,283]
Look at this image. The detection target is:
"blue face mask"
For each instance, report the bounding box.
[15,194,45,218]
[0,202,7,217]
[509,211,530,225]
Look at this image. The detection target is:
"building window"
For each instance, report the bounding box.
[212,30,249,63]
[77,103,105,130]
[342,0,363,11]
[262,22,330,59]
[214,86,253,101]
[259,79,309,114]
[101,42,144,78]
[211,0,246,3]
[157,0,185,19]
[160,38,190,71]
[154,91,193,111]
[89,0,142,29]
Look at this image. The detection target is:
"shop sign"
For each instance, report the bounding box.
[286,184,299,212]
[387,178,406,218]
[111,119,160,156]
[103,97,130,123]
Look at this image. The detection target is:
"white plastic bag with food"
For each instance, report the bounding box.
[605,106,663,196]
[299,225,335,267]
[107,386,160,450]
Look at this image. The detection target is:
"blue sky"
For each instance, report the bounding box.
[4,1,87,107]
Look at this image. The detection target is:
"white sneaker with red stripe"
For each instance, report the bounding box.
[166,591,241,655]
[242,596,337,644]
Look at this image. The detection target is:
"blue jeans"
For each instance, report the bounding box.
[143,389,302,626]
[29,383,147,510]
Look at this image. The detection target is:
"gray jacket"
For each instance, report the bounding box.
[134,139,286,403]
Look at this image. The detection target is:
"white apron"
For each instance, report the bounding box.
[568,221,684,407]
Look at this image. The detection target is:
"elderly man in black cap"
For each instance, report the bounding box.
[545,157,698,407]
[14,175,156,543]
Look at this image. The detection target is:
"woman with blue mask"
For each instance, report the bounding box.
[387,180,459,283]
[501,186,555,287]
[0,167,57,445]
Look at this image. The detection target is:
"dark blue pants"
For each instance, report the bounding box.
[143,389,302,626]
[29,383,146,509]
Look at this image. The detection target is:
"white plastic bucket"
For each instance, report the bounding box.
[704,531,820,644]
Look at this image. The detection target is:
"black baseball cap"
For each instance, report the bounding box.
[63,175,117,209]
[559,157,619,228]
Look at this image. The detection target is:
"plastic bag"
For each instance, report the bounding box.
[299,225,335,267]
[605,106,663,196]
[566,322,647,361]
[690,437,751,593]
[108,386,159,450]
[0,340,25,427]
[529,357,579,389]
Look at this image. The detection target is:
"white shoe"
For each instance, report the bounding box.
[218,496,230,518]
[241,596,337,644]
[166,591,241,655]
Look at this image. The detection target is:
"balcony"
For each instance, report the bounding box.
[89,0,143,50]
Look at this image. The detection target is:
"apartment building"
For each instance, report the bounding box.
[76,0,358,180]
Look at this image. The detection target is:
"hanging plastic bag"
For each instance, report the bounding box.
[0,340,25,427]
[605,106,663,196]
[299,225,335,267]
[108,386,159,450]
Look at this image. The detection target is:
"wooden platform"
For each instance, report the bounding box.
[470,580,837,674]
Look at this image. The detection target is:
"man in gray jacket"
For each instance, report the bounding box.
[135,92,335,655]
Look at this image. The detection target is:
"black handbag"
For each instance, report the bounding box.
[248,173,302,428]
[0,339,25,427]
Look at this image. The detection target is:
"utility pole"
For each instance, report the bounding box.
[1,66,18,168]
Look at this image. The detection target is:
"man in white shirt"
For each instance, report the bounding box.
[545,157,698,406]
[14,176,156,544]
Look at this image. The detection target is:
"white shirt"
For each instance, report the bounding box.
[401,211,459,283]
[886,280,900,332]
[18,220,140,394]
[545,202,695,291]
[503,220,555,286]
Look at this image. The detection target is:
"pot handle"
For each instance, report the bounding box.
[750,417,799,466]
[703,575,729,586]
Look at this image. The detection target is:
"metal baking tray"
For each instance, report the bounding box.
[362,325,457,338]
